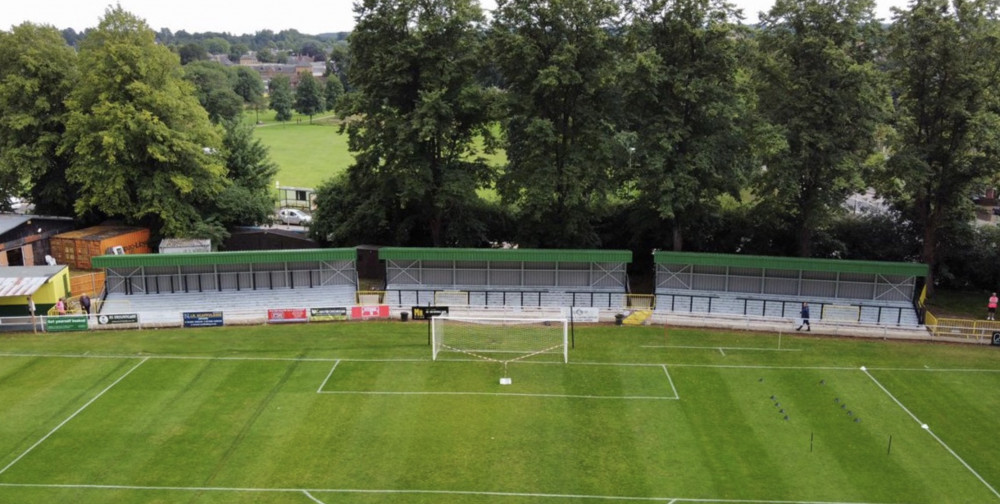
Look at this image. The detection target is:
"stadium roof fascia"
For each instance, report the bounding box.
[90,249,357,268]
[378,247,633,263]
[653,251,928,276]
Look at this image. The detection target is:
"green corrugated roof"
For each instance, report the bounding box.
[653,251,928,276]
[378,247,632,263]
[90,249,357,268]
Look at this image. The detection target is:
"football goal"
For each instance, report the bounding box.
[431,315,569,365]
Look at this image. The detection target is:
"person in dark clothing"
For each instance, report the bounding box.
[796,302,811,331]
[80,293,91,315]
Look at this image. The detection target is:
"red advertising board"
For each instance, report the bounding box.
[267,308,309,323]
[351,305,389,320]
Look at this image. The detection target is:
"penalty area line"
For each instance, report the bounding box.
[0,358,149,477]
[862,366,1000,501]
[642,345,802,352]
[316,360,341,393]
[661,365,680,400]
[0,482,896,503]
[303,490,327,504]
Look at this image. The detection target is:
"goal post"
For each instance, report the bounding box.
[431,315,569,363]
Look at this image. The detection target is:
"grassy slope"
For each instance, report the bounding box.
[0,324,999,503]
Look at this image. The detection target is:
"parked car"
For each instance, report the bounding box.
[277,208,312,226]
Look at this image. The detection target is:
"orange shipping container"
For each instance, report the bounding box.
[50,226,151,269]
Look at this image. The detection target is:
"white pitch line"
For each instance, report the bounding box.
[0,357,148,476]
[642,345,803,352]
[718,347,726,356]
[662,365,680,399]
[862,367,1000,501]
[319,390,678,400]
[303,490,327,503]
[0,482,898,503]
[316,360,341,393]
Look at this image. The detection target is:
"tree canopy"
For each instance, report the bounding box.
[63,6,229,238]
[0,23,79,215]
[319,0,499,247]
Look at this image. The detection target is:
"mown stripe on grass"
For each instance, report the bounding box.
[0,358,148,476]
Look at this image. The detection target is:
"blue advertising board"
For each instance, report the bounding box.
[183,311,224,328]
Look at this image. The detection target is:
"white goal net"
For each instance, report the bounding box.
[431,315,569,363]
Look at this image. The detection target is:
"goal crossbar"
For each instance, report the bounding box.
[431,315,569,363]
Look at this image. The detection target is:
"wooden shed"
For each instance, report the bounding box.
[50,226,151,269]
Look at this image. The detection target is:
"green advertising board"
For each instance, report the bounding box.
[45,315,89,332]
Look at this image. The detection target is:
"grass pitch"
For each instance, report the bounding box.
[1,322,999,503]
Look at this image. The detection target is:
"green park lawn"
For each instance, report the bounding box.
[251,110,506,191]
[1,322,999,503]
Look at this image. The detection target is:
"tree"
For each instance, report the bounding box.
[490,0,621,247]
[294,72,324,121]
[268,74,294,121]
[618,0,765,251]
[229,42,250,64]
[324,74,344,111]
[0,23,79,215]
[234,66,266,121]
[63,6,228,239]
[330,0,498,246]
[178,42,208,64]
[881,0,1000,296]
[212,119,278,228]
[183,60,243,124]
[755,0,889,256]
[204,37,230,55]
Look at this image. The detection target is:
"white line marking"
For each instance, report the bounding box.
[0,357,148,476]
[0,482,899,503]
[662,365,680,400]
[862,367,1000,501]
[316,360,340,393]
[642,345,803,352]
[718,347,726,356]
[303,490,326,503]
[5,352,1000,374]
[318,390,678,400]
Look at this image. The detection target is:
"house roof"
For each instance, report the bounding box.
[0,265,67,297]
[0,215,30,236]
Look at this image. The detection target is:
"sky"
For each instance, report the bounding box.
[2,0,909,36]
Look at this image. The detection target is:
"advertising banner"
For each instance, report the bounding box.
[410,306,450,321]
[183,311,224,328]
[351,305,389,320]
[565,307,600,323]
[45,315,89,332]
[97,313,139,325]
[267,308,309,324]
[310,307,348,322]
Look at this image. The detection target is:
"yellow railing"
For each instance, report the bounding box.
[926,314,1000,342]
[625,294,655,310]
